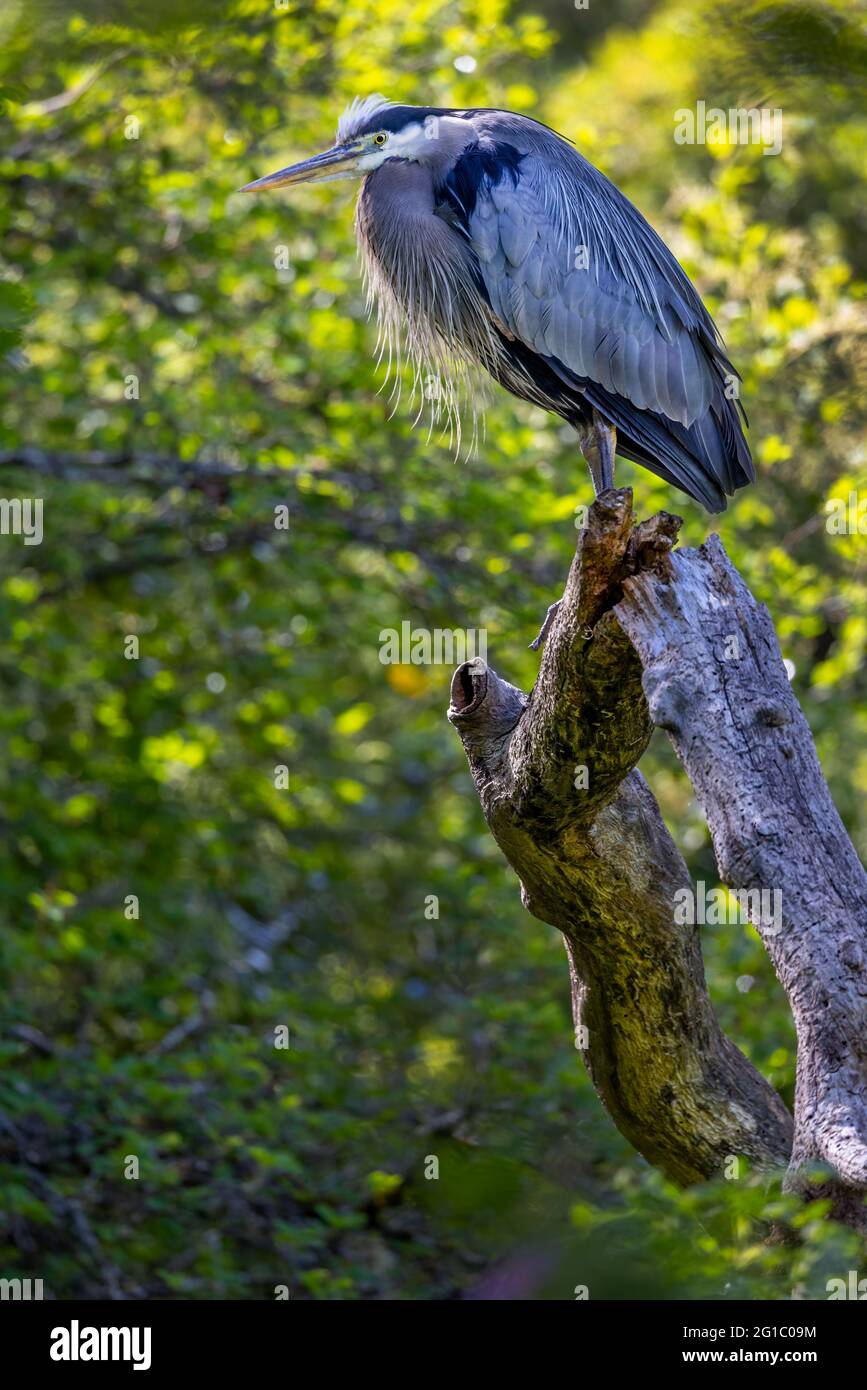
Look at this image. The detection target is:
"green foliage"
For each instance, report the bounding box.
[0,0,864,1298]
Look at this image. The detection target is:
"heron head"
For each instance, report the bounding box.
[240,96,470,193]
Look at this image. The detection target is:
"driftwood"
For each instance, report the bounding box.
[448,488,867,1229]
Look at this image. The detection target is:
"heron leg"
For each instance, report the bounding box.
[578,410,618,496]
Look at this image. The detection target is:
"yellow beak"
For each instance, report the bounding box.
[240,142,364,192]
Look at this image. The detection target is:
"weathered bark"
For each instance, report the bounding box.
[616,529,867,1226]
[448,488,867,1227]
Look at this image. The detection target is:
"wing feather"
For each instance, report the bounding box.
[446,112,753,505]
[464,120,739,433]
[468,166,720,430]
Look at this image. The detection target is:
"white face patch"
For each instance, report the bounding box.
[357,121,429,171]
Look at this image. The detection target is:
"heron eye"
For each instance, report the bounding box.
[373,132,388,146]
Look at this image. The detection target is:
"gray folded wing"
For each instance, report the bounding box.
[468,149,721,429]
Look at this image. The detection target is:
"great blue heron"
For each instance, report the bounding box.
[242,97,753,513]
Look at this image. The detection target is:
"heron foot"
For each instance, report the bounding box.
[529,599,561,651]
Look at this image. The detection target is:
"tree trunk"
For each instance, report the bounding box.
[448,488,867,1229]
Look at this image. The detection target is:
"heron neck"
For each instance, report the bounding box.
[360,159,437,220]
